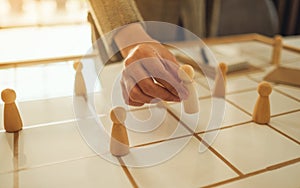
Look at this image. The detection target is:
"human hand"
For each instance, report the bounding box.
[120,42,188,106]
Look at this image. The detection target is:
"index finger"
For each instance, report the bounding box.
[141,57,189,100]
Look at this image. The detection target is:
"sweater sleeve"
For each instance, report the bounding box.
[88,0,143,35]
[87,0,144,62]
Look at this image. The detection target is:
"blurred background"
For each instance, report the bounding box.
[205,0,300,37]
[0,0,299,36]
[0,0,299,65]
[272,0,300,36]
[0,0,87,27]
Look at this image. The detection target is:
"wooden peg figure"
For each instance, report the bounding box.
[73,61,87,99]
[1,89,23,133]
[178,64,199,114]
[271,35,282,66]
[110,107,129,156]
[253,82,272,124]
[213,62,228,98]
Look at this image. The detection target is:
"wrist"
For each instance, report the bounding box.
[114,23,156,57]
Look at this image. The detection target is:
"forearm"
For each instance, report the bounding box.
[114,23,157,57]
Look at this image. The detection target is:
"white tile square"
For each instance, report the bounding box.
[0,95,96,130]
[219,162,300,188]
[0,132,14,173]
[0,156,131,188]
[282,61,300,70]
[237,41,300,64]
[194,69,205,79]
[0,63,76,103]
[227,90,300,116]
[168,98,251,133]
[99,62,123,94]
[93,91,112,115]
[209,42,269,67]
[284,36,300,47]
[195,74,258,95]
[200,123,300,174]
[125,137,238,187]
[210,43,244,56]
[226,77,258,93]
[247,66,276,82]
[235,42,272,61]
[243,54,269,67]
[99,106,191,147]
[0,68,15,95]
[275,84,300,100]
[16,97,75,126]
[281,49,300,63]
[14,63,75,101]
[269,111,300,142]
[0,122,95,173]
[194,76,213,91]
[194,81,211,98]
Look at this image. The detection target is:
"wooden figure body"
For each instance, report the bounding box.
[1,89,23,132]
[110,107,129,156]
[253,82,272,124]
[73,61,87,98]
[271,35,282,66]
[213,63,228,98]
[178,64,199,114]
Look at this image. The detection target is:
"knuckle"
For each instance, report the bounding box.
[136,44,149,50]
[124,57,134,67]
[135,44,153,55]
[133,45,146,55]
[129,87,140,99]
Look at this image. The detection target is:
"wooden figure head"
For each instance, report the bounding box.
[218,62,228,76]
[73,61,83,71]
[110,106,126,124]
[1,89,16,104]
[257,81,272,97]
[178,64,194,82]
[274,35,282,44]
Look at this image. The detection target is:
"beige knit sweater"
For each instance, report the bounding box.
[88,0,206,38]
[88,0,143,36]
